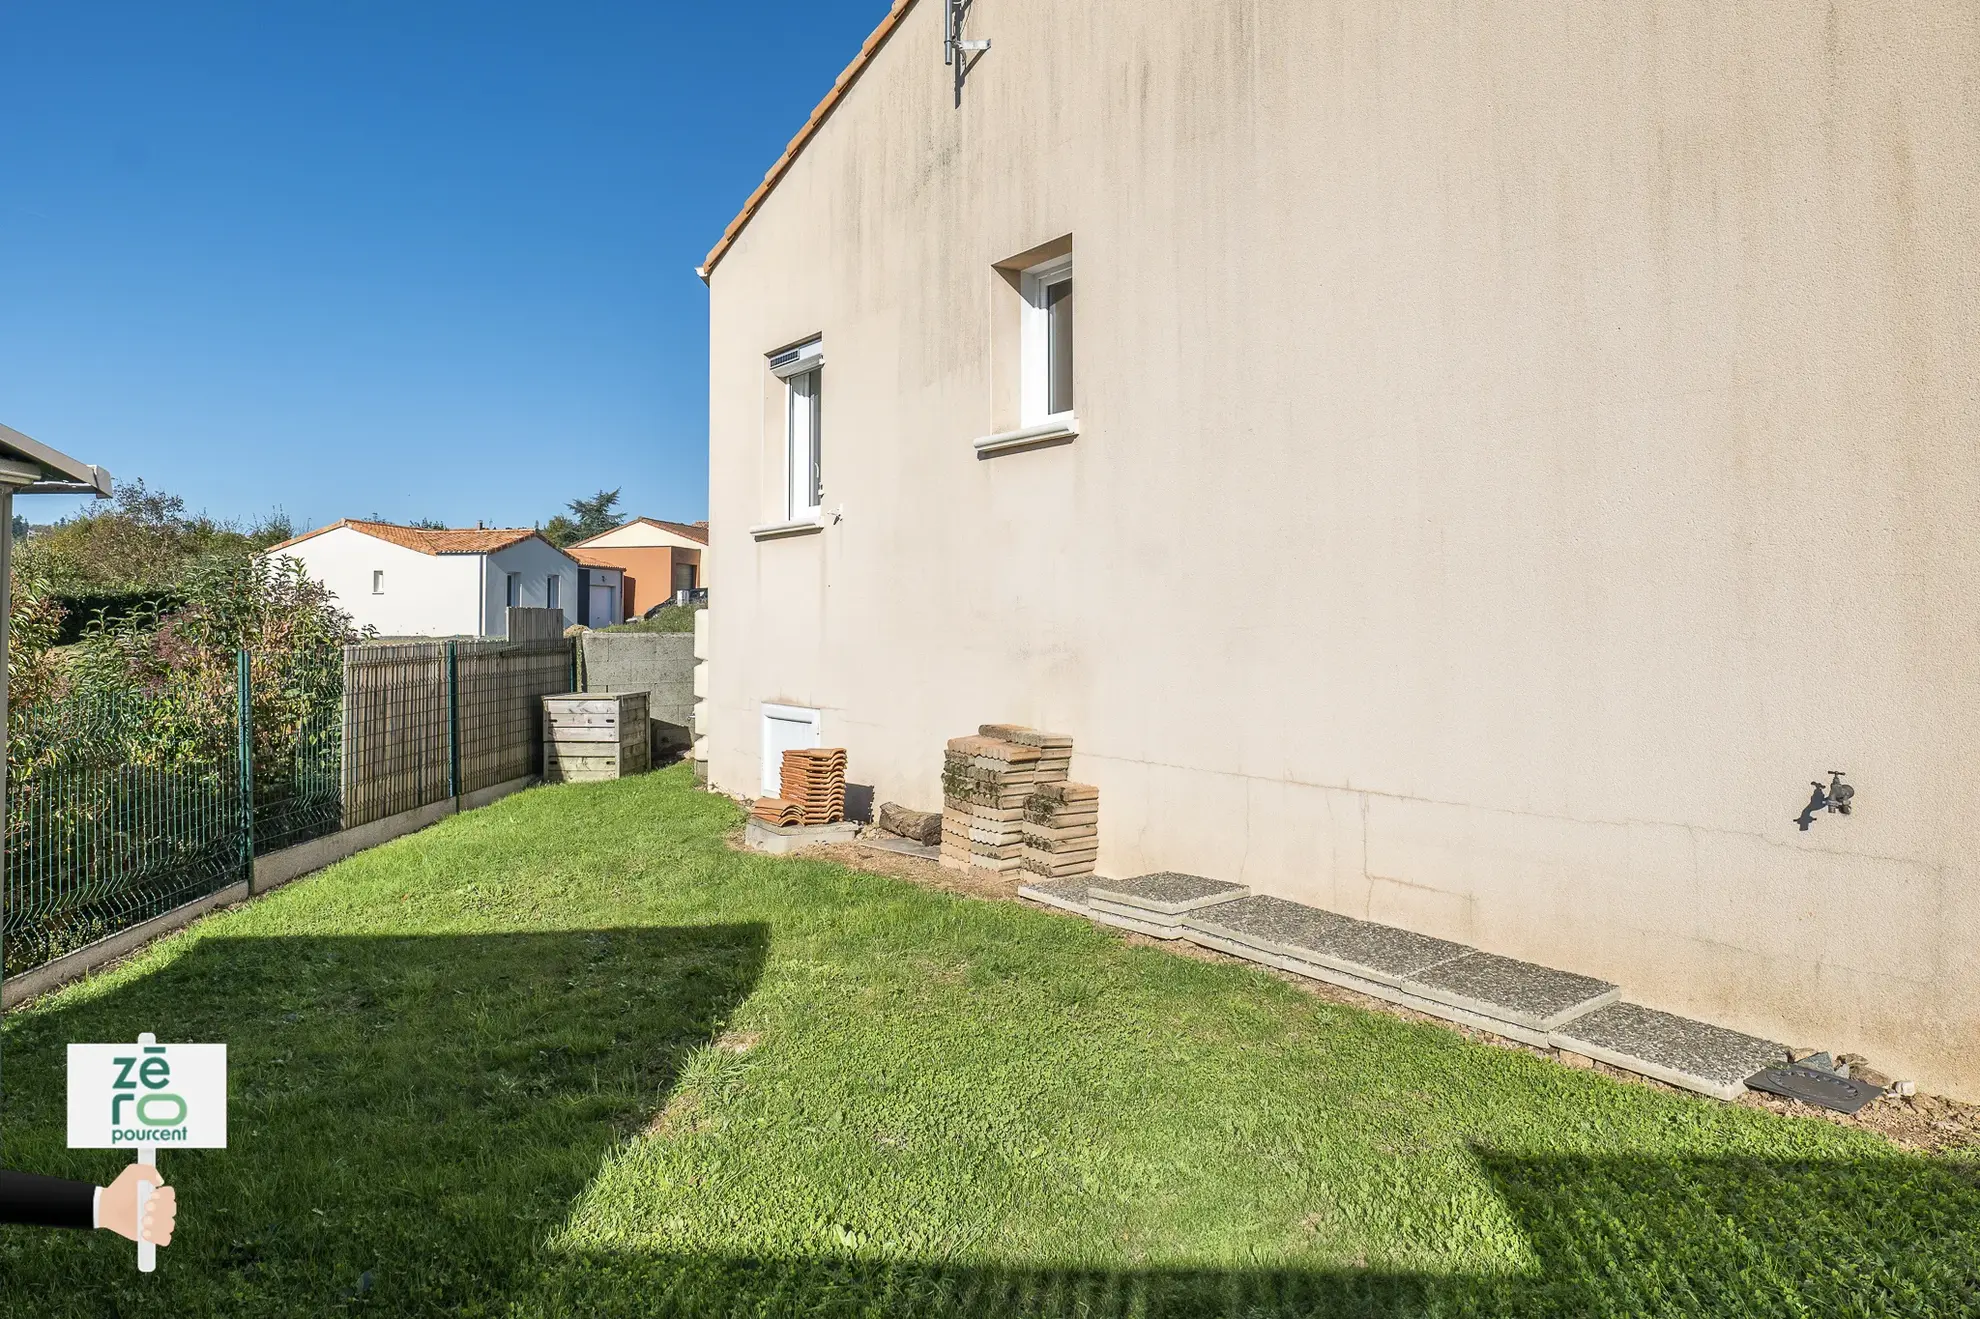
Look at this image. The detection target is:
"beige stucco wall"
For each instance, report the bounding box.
[703,0,1980,1098]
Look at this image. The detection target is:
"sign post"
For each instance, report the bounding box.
[68,1032,227,1272]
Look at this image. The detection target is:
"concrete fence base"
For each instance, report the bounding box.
[2,775,537,1010]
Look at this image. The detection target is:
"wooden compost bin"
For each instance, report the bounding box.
[542,691,651,783]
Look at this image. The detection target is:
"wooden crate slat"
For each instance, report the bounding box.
[541,689,648,783]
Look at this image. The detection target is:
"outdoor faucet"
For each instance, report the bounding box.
[1794,771,1854,832]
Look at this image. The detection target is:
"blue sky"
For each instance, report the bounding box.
[0,0,891,530]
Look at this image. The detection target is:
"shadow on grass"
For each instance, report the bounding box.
[0,924,767,1316]
[516,1149,1980,1318]
[5,923,1979,1317]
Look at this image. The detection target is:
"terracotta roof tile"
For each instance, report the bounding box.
[570,517,711,548]
[700,0,922,279]
[266,519,557,556]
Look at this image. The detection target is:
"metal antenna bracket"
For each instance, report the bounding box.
[944,0,991,107]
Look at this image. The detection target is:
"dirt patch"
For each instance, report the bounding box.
[644,1090,702,1138]
[804,841,1025,903]
[715,1029,760,1055]
[1733,1085,1980,1154]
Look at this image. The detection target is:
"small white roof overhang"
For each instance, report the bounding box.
[0,422,112,495]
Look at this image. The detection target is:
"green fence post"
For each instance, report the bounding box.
[237,648,254,892]
[446,640,461,803]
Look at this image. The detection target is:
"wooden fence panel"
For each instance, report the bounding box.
[506,607,566,644]
[341,643,449,829]
[456,638,574,795]
[341,633,575,828]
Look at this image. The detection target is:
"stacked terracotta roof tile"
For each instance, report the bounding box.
[941,725,1096,876]
[749,797,804,827]
[779,747,847,824]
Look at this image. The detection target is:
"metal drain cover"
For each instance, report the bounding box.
[1745,1063,1884,1114]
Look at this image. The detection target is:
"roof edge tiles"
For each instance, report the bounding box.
[265,519,563,558]
[569,516,711,549]
[699,0,922,280]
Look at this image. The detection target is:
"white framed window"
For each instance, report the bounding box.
[505,572,521,607]
[1020,255,1073,425]
[546,574,560,611]
[371,570,384,595]
[760,702,822,796]
[769,338,824,521]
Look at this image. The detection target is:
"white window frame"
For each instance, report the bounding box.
[546,574,560,611]
[760,702,822,796]
[505,572,521,608]
[371,570,384,595]
[769,338,824,522]
[1020,254,1074,427]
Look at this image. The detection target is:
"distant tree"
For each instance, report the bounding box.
[408,517,448,530]
[11,513,28,540]
[245,509,296,548]
[541,489,621,547]
[20,479,304,593]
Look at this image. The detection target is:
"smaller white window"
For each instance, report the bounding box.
[1020,255,1074,425]
[546,574,560,611]
[769,338,824,521]
[371,570,384,595]
[505,572,521,607]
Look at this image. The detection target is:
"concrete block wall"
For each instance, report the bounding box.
[579,630,696,753]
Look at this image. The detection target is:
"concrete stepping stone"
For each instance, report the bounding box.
[1182,894,1362,961]
[1316,921,1474,988]
[1016,877,1093,915]
[1087,873,1248,939]
[1181,895,1470,992]
[1550,1001,1787,1101]
[1407,952,1619,1033]
[1181,896,1606,1046]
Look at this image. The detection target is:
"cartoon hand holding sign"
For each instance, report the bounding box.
[67,1032,225,1271]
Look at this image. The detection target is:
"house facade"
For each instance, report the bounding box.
[698,0,1980,1098]
[271,520,582,637]
[568,517,709,619]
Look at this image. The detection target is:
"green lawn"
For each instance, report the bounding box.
[2,766,1975,1316]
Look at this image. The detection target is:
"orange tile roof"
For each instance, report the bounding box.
[571,517,711,548]
[566,547,626,569]
[700,0,922,280]
[266,519,559,556]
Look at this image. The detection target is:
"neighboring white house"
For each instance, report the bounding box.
[270,520,592,637]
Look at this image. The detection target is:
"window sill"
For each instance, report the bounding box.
[973,415,1079,459]
[750,516,825,542]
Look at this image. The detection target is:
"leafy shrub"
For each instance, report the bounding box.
[47,587,187,645]
[64,553,358,777]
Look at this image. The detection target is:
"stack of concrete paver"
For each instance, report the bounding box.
[979,725,1072,783]
[1020,781,1100,879]
[940,735,1040,872]
[779,747,847,825]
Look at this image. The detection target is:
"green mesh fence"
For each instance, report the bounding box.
[3,690,241,975]
[251,645,344,856]
[3,646,345,977]
[4,637,566,979]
